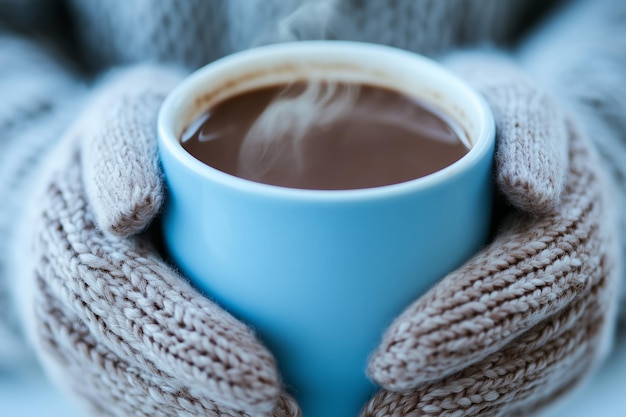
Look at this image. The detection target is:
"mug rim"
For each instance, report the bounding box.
[158,41,495,202]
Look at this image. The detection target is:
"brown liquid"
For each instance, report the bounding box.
[181,82,469,190]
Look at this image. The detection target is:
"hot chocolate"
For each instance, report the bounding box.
[181,81,469,190]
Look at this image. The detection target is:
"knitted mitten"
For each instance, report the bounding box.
[362,53,619,417]
[15,66,297,417]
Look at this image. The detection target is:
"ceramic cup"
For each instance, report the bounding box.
[158,41,495,417]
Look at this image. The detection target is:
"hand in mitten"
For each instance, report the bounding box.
[17,66,300,417]
[362,53,620,417]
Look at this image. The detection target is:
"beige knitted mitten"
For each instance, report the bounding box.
[362,53,620,416]
[17,66,298,417]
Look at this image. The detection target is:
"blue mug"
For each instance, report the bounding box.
[158,41,495,417]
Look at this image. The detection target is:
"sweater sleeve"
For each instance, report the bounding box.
[0,30,84,367]
[61,0,557,71]
[519,0,626,320]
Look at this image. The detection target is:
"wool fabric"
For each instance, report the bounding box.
[62,0,546,70]
[0,0,624,416]
[365,120,618,416]
[26,138,286,415]
[80,66,185,237]
[15,60,619,417]
[0,33,84,366]
[519,0,626,318]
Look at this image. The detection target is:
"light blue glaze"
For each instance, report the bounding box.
[158,42,496,417]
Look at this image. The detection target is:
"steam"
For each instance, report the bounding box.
[255,0,339,45]
[239,0,358,178]
[238,80,359,177]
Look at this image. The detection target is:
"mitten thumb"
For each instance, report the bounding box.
[80,64,186,237]
[444,50,569,215]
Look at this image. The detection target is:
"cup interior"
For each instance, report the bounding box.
[159,41,495,196]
